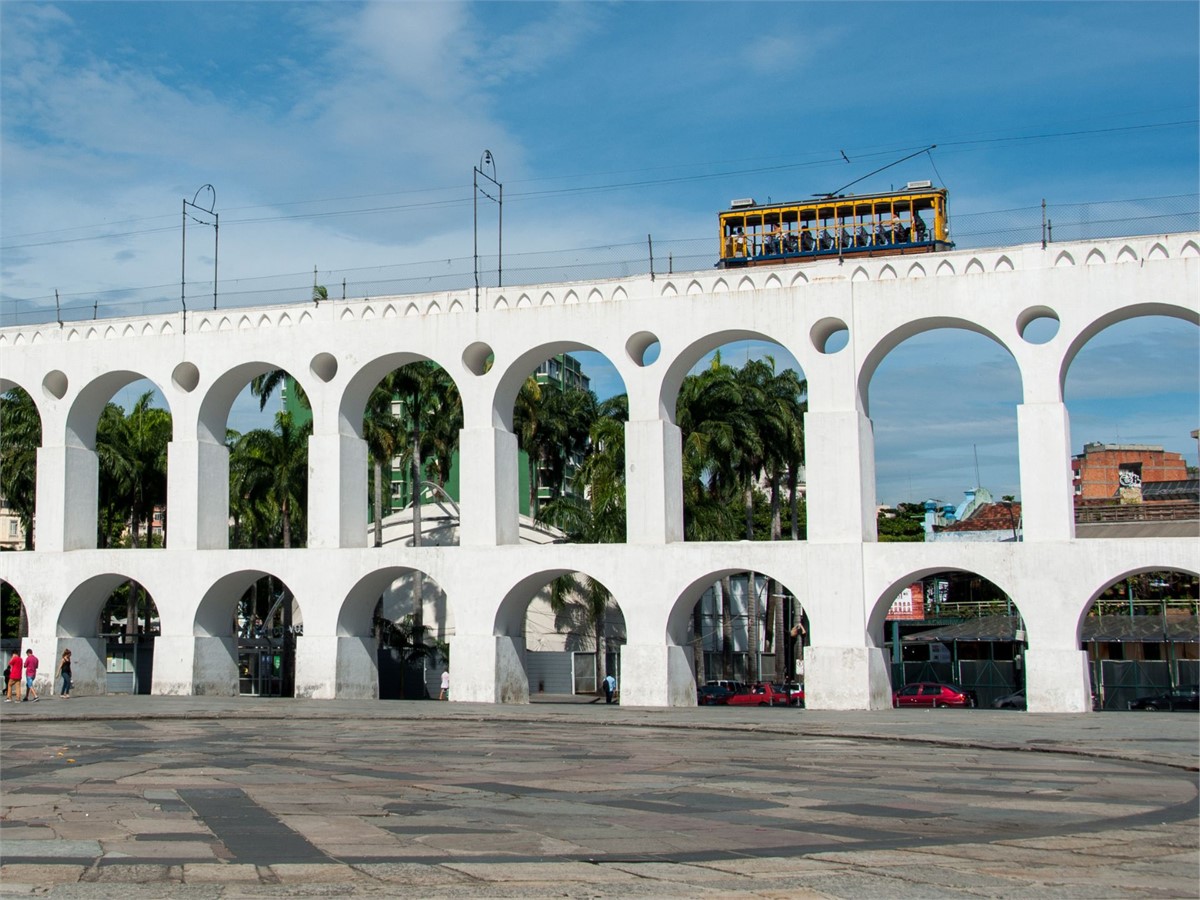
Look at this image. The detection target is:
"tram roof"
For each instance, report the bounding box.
[723,187,947,214]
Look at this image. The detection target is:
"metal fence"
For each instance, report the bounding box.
[2,194,1196,328]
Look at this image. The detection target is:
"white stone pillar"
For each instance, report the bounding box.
[805,646,893,709]
[307,433,368,549]
[447,634,498,702]
[803,409,876,543]
[35,444,97,551]
[445,634,526,703]
[166,439,229,550]
[1024,647,1092,713]
[192,636,239,696]
[458,427,519,546]
[624,419,683,544]
[619,643,695,706]
[335,636,379,700]
[150,634,196,695]
[1017,402,1075,542]
[292,634,339,699]
[804,546,893,709]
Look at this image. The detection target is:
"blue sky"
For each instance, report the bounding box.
[2,1,1197,506]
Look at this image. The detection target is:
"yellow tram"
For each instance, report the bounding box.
[718,182,952,267]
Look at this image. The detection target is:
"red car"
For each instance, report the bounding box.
[727,682,792,707]
[893,682,978,709]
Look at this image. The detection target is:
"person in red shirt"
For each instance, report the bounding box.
[23,649,40,702]
[5,652,22,702]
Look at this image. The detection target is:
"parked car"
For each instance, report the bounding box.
[727,682,792,707]
[992,689,1026,710]
[893,682,978,709]
[1127,689,1200,711]
[697,683,737,705]
[779,682,805,707]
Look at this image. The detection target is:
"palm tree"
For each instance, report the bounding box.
[390,362,461,631]
[95,402,135,548]
[233,411,312,548]
[363,378,401,548]
[123,391,172,547]
[535,393,627,681]
[0,387,41,550]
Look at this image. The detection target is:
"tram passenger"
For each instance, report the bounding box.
[875,221,889,245]
[765,223,783,255]
[731,227,747,257]
[800,229,815,252]
[891,216,908,244]
[913,212,928,242]
[783,230,799,253]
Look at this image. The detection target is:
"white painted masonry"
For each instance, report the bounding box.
[2,234,1197,711]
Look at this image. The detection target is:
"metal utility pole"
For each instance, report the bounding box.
[473,151,502,313]
[182,184,219,331]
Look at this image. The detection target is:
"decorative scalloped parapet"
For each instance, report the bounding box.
[1,234,1196,347]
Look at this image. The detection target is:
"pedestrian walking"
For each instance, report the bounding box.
[58,649,72,698]
[23,648,40,702]
[5,651,22,702]
[603,673,617,704]
[439,669,450,701]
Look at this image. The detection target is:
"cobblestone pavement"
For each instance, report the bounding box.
[1,697,1197,898]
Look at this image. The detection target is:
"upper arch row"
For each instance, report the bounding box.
[3,236,1197,439]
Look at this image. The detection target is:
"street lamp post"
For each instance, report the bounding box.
[181,184,219,332]
[473,151,502,313]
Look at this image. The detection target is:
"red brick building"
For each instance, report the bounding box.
[1072,443,1189,503]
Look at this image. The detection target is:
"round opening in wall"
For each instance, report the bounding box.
[172,361,200,393]
[463,341,494,376]
[1017,307,1060,344]
[625,331,661,367]
[42,369,68,400]
[811,317,849,355]
[311,352,338,383]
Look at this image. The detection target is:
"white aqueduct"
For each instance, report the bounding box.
[1,233,1198,712]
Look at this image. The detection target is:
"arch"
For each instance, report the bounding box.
[1085,248,1106,266]
[65,370,173,451]
[336,350,461,439]
[1073,565,1199,644]
[658,328,808,425]
[197,361,315,445]
[857,318,1014,416]
[868,566,1024,645]
[878,264,897,281]
[664,567,807,693]
[1,578,30,640]
[1058,302,1200,395]
[492,339,625,432]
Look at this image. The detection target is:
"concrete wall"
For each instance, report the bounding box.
[2,234,1198,711]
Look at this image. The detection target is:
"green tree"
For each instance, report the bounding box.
[0,387,41,550]
[536,395,628,682]
[122,391,172,547]
[232,411,312,548]
[363,378,401,548]
[390,362,461,633]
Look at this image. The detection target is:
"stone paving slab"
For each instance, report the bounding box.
[1,697,1196,897]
